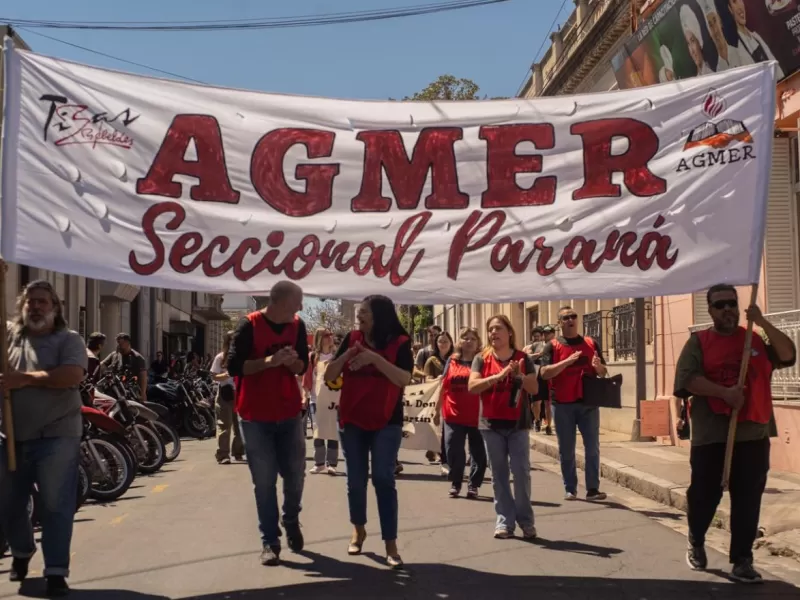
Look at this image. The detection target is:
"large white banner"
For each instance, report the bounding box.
[1,42,776,303]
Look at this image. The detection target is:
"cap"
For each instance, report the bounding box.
[542,326,555,333]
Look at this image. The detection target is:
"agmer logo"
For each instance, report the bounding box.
[676,89,755,173]
[39,94,140,150]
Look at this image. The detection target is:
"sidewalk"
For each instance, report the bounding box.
[530,429,800,559]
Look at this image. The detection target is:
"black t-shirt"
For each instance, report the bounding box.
[227,313,310,379]
[471,352,537,431]
[335,331,414,426]
[539,335,606,402]
[101,349,147,377]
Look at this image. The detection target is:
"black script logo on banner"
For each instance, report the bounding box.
[39,94,140,150]
[676,89,756,173]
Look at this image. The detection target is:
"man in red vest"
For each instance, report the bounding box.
[674,283,795,584]
[540,306,608,502]
[227,281,309,567]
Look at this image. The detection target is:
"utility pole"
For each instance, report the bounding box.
[633,297,648,441]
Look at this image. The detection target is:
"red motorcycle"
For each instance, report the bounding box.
[79,405,136,502]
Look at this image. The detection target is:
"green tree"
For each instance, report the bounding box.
[405,74,480,101]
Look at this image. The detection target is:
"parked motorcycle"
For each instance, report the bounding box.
[147,375,215,439]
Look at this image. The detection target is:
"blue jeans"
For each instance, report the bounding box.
[340,424,402,541]
[481,428,533,532]
[240,416,306,548]
[0,436,80,577]
[552,402,601,494]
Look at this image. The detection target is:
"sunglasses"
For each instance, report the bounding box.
[711,299,738,310]
[560,314,578,322]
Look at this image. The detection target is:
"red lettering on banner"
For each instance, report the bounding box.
[449,210,677,280]
[130,202,430,286]
[570,118,666,200]
[479,124,556,208]
[250,129,340,217]
[351,128,468,212]
[136,115,240,203]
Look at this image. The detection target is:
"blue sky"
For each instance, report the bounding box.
[6,0,569,100]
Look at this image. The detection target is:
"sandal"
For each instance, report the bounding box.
[348,530,367,555]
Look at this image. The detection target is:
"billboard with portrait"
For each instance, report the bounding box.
[613,0,800,89]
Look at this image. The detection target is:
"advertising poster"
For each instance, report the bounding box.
[613,0,800,89]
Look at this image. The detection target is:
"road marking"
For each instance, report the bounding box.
[151,484,169,494]
[109,514,128,526]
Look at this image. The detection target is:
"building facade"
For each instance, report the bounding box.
[1,29,227,362]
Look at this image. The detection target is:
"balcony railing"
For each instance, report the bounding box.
[689,309,800,401]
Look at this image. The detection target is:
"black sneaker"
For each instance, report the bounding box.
[730,558,763,584]
[283,520,304,552]
[685,544,708,571]
[9,557,30,582]
[545,425,553,436]
[586,489,607,501]
[534,420,541,433]
[260,545,281,566]
[45,575,70,597]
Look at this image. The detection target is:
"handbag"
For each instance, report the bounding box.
[581,373,623,409]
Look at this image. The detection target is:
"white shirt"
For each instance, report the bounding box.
[210,352,233,387]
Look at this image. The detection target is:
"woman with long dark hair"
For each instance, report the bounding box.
[325,295,412,568]
[212,331,244,464]
[424,331,454,472]
[468,315,538,539]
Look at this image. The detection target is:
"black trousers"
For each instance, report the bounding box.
[444,422,487,489]
[686,437,769,563]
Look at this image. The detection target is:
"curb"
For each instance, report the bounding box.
[529,433,721,528]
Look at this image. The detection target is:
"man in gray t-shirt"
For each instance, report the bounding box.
[0,278,87,595]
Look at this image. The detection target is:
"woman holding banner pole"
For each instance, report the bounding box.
[434,327,487,499]
[324,295,412,568]
[468,315,538,539]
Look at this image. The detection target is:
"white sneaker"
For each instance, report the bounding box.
[326,466,337,476]
[309,465,326,474]
[564,491,578,501]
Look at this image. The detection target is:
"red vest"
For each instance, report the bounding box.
[441,358,479,427]
[697,327,773,424]
[235,312,303,423]
[479,349,527,421]
[549,337,597,404]
[339,331,407,431]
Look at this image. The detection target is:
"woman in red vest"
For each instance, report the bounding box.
[468,315,538,539]
[434,327,487,499]
[324,295,412,569]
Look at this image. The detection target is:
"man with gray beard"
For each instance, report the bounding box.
[0,278,87,597]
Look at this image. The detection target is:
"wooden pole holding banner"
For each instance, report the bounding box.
[0,31,17,471]
[721,283,759,491]
[0,265,16,472]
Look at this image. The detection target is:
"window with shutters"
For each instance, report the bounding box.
[692,291,709,326]
[764,138,799,314]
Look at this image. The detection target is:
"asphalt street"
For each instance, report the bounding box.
[1,438,799,599]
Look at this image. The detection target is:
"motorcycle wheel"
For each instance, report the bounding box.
[151,420,181,462]
[133,423,166,474]
[200,407,215,438]
[76,461,90,511]
[183,410,210,439]
[102,433,139,475]
[87,438,134,502]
